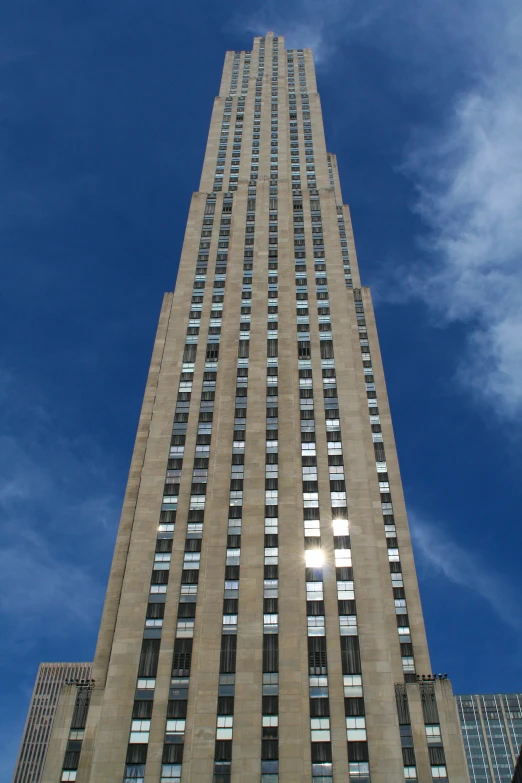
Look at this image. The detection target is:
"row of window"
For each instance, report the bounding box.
[261,179,280,783]
[287,53,316,191]
[214,95,245,192]
[229,50,251,98]
[335,204,353,288]
[209,185,264,782]
[287,49,309,93]
[294,190,371,783]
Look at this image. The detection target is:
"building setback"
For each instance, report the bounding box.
[12,663,92,783]
[41,32,470,783]
[457,695,522,783]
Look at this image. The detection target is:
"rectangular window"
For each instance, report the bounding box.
[310,717,330,742]
[307,616,325,636]
[224,580,239,598]
[306,582,324,601]
[176,619,194,638]
[337,581,354,600]
[216,715,234,740]
[264,547,279,565]
[154,553,171,570]
[334,549,351,567]
[333,518,349,536]
[129,720,151,743]
[343,675,363,697]
[226,548,241,565]
[160,765,181,783]
[165,720,186,742]
[346,716,367,741]
[304,519,320,536]
[264,579,278,598]
[137,678,156,690]
[339,615,358,636]
[183,552,200,569]
[426,725,442,744]
[263,614,279,633]
[222,614,238,633]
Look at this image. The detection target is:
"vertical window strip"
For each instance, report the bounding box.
[263,187,279,783]
[297,49,308,94]
[212,194,255,783]
[288,59,301,192]
[300,89,315,190]
[241,51,251,97]
[327,155,335,188]
[160,198,228,783]
[215,98,233,192]
[60,683,95,783]
[395,683,418,781]
[128,196,216,783]
[419,682,448,780]
[268,44,278,190]
[229,52,240,97]
[250,41,264,188]
[310,196,370,782]
[228,96,245,192]
[252,42,264,183]
[293,197,333,783]
[335,205,352,289]
[352,289,416,683]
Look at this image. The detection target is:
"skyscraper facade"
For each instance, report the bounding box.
[42,32,469,783]
[457,694,522,783]
[13,663,92,783]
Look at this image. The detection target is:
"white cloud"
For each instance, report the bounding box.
[402,43,522,418]
[233,0,522,419]
[411,513,522,635]
[233,0,382,64]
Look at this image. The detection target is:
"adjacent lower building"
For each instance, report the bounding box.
[39,31,470,783]
[457,695,522,783]
[12,663,92,783]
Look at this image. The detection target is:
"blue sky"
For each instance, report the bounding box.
[1,0,521,778]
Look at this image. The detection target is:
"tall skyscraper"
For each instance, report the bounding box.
[13,663,92,783]
[457,694,522,783]
[41,32,469,783]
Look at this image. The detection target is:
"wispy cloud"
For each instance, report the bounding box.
[234,0,522,420]
[233,0,384,63]
[411,513,522,636]
[400,1,522,419]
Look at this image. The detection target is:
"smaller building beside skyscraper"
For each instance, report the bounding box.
[12,663,92,783]
[456,694,522,783]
